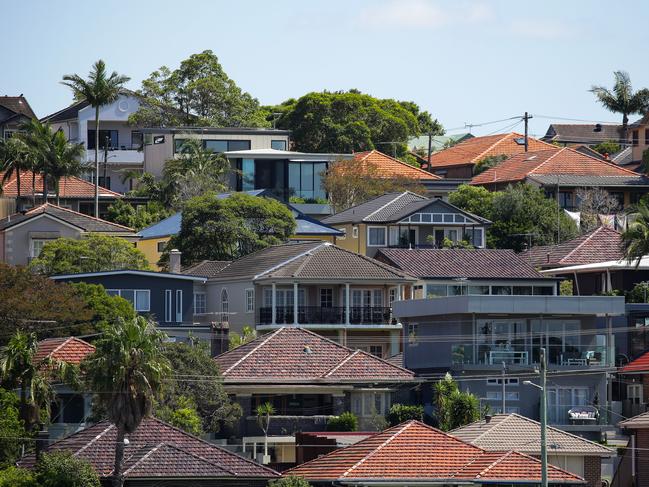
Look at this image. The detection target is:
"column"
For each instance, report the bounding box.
[397,284,403,301]
[345,283,350,325]
[390,331,400,356]
[293,282,299,325]
[271,283,277,325]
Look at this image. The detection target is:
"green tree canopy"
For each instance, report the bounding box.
[270,477,313,487]
[622,199,649,267]
[449,184,577,251]
[106,200,171,231]
[159,340,241,433]
[29,234,150,276]
[0,466,36,487]
[472,154,508,175]
[36,452,100,487]
[325,412,359,432]
[592,140,621,156]
[166,193,296,265]
[0,388,29,468]
[129,50,268,127]
[70,283,136,326]
[386,403,424,427]
[269,90,443,156]
[433,373,480,431]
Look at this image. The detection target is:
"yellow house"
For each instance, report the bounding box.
[137,209,343,270]
[322,191,491,258]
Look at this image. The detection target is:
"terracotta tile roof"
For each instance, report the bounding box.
[451,414,613,456]
[214,327,415,384]
[523,226,623,268]
[0,203,135,234]
[471,147,644,186]
[34,337,95,365]
[353,150,441,180]
[376,248,548,280]
[0,170,122,198]
[19,417,278,480]
[429,132,556,169]
[0,95,37,120]
[620,350,649,374]
[285,420,584,483]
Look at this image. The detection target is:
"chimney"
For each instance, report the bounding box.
[35,423,49,462]
[210,322,230,357]
[169,249,181,274]
[485,414,492,424]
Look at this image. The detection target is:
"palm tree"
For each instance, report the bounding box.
[590,71,649,143]
[82,317,170,487]
[48,131,87,205]
[19,118,54,203]
[622,199,649,268]
[61,60,130,218]
[0,330,77,432]
[0,136,31,199]
[256,401,275,464]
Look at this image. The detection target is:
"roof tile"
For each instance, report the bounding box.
[353,150,440,180]
[34,337,95,365]
[0,170,122,198]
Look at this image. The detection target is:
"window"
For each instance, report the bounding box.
[337,228,346,240]
[408,323,418,345]
[271,140,287,150]
[242,159,255,190]
[448,285,467,296]
[628,384,643,405]
[4,129,20,139]
[351,391,389,416]
[645,129,649,146]
[513,286,533,295]
[245,288,255,313]
[492,285,512,295]
[157,241,166,253]
[288,162,327,200]
[633,130,639,147]
[175,290,183,322]
[226,140,251,151]
[174,138,189,153]
[486,391,519,401]
[368,345,383,358]
[193,292,207,315]
[388,288,397,305]
[426,284,447,298]
[105,289,150,312]
[487,378,519,386]
[465,228,484,247]
[558,191,573,209]
[204,140,229,153]
[221,288,229,322]
[533,286,554,296]
[87,130,118,150]
[165,290,173,322]
[131,130,143,150]
[30,239,51,258]
[352,226,359,238]
[367,227,387,246]
[320,288,333,308]
[468,285,489,295]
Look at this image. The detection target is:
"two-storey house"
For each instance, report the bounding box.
[0,95,37,139]
[322,191,491,257]
[189,241,416,358]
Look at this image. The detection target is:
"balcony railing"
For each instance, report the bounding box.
[259,306,395,325]
[451,343,609,367]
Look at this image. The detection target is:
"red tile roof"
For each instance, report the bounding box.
[285,420,584,483]
[19,417,278,480]
[523,226,623,268]
[471,147,641,185]
[214,327,414,383]
[353,150,441,180]
[0,170,122,198]
[620,350,649,373]
[34,337,95,365]
[429,132,556,169]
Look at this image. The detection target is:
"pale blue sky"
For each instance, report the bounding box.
[3,0,649,137]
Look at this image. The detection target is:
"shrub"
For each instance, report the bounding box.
[626,281,649,303]
[36,452,100,487]
[559,280,574,296]
[270,476,312,487]
[326,412,358,432]
[0,466,36,487]
[386,404,424,426]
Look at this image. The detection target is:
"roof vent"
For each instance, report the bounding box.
[485,414,492,423]
[514,137,526,145]
[303,345,313,354]
[594,123,602,133]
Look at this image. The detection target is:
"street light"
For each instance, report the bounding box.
[523,347,548,487]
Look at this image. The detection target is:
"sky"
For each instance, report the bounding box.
[3,0,649,138]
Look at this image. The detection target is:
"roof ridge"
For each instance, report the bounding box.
[121,442,163,476]
[42,204,135,231]
[48,337,74,360]
[524,147,564,174]
[222,328,284,375]
[560,226,605,264]
[75,423,115,458]
[253,242,326,280]
[472,133,518,162]
[476,450,515,479]
[365,150,436,177]
[363,192,409,222]
[325,244,416,280]
[341,421,414,478]
[323,349,360,377]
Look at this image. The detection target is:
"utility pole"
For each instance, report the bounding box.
[540,347,548,487]
[501,361,506,414]
[523,112,533,152]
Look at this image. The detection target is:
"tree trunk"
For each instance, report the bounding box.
[56,179,60,206]
[95,106,100,219]
[42,169,48,204]
[622,113,629,148]
[112,426,126,487]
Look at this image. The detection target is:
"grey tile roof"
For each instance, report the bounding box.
[206,241,323,280]
[0,204,135,234]
[543,124,623,144]
[323,192,490,225]
[182,260,231,278]
[451,414,614,456]
[376,248,548,279]
[40,99,90,123]
[261,244,415,281]
[528,174,649,187]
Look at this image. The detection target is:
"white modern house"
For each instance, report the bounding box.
[42,93,144,193]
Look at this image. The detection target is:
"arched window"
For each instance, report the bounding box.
[221,288,229,322]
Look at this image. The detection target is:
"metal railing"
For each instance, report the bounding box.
[451,343,609,367]
[259,306,394,325]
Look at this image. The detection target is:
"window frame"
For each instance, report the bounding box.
[271,139,287,151]
[367,226,387,247]
[165,290,173,322]
[245,288,255,313]
[193,292,207,315]
[221,288,229,322]
[175,290,183,323]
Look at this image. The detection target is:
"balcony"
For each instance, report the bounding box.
[259,306,395,326]
[86,146,144,165]
[451,343,609,368]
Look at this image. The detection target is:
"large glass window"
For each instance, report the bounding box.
[106,289,150,312]
[426,284,447,298]
[465,228,484,247]
[288,162,327,200]
[228,140,250,151]
[469,285,489,295]
[271,140,287,150]
[367,227,387,246]
[204,140,229,153]
[242,159,255,190]
[492,285,512,295]
[131,131,143,150]
[87,130,118,150]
